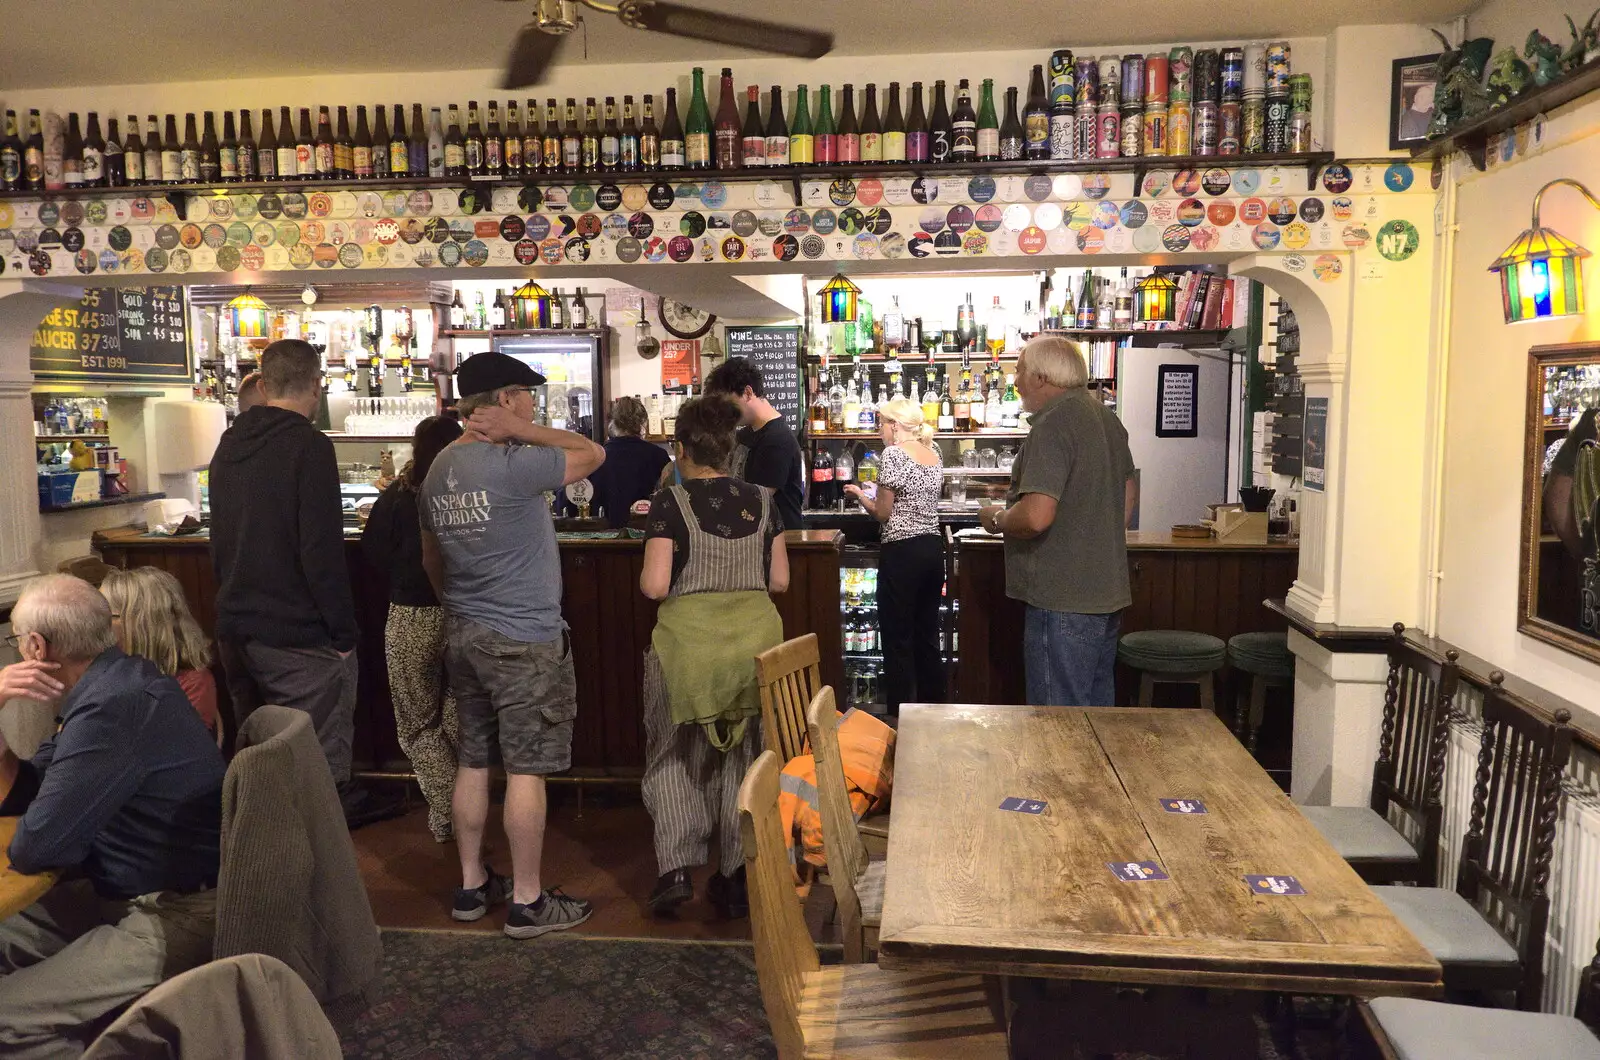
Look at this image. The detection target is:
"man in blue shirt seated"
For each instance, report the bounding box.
[0,574,225,1059]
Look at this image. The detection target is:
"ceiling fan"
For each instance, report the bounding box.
[497,0,835,89]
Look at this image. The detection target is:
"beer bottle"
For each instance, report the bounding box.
[282,108,302,179]
[741,86,764,167]
[237,109,256,181]
[504,100,522,175]
[659,88,685,170]
[353,105,373,178]
[483,100,502,177]
[1024,64,1050,160]
[600,96,620,170]
[24,110,45,190]
[950,79,977,162]
[104,116,126,187]
[639,94,660,170]
[180,113,201,183]
[764,86,789,167]
[444,105,466,177]
[929,81,952,163]
[685,69,711,168]
[882,82,906,163]
[906,82,929,163]
[369,106,388,177]
[560,98,581,172]
[197,112,220,183]
[713,68,740,169]
[860,84,882,163]
[218,111,239,182]
[143,114,163,186]
[619,95,639,171]
[428,107,445,177]
[257,109,278,181]
[524,99,544,174]
[333,106,355,178]
[388,103,408,177]
[63,112,84,186]
[976,80,999,161]
[814,85,836,164]
[81,111,105,186]
[463,101,484,175]
[542,99,562,174]
[789,85,812,164]
[836,85,859,164]
[581,98,600,171]
[411,104,431,177]
[1,111,23,191]
[999,86,1025,161]
[123,115,145,185]
[313,107,334,178]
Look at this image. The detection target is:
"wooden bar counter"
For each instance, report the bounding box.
[94,526,844,776]
[955,531,1298,705]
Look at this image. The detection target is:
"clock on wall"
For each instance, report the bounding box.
[657,298,716,340]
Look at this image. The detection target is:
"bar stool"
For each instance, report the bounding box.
[1226,632,1295,752]
[1117,631,1226,710]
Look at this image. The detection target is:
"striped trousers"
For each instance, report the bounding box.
[641,650,759,878]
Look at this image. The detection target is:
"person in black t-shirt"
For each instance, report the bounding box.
[704,357,805,529]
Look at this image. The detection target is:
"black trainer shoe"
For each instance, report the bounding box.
[707,866,748,919]
[504,886,594,939]
[648,868,693,917]
[451,867,509,922]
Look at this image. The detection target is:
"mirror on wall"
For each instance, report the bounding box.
[1521,343,1600,662]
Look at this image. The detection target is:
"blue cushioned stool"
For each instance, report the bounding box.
[1226,631,1294,753]
[1117,630,1226,711]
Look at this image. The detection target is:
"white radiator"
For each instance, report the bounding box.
[1437,718,1600,1014]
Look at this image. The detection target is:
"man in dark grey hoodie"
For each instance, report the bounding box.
[209,339,399,827]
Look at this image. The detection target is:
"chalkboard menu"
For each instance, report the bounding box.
[30,287,189,384]
[725,326,802,431]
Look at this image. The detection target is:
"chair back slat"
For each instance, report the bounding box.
[757,635,822,763]
[1370,626,1458,884]
[806,686,871,964]
[739,750,820,1060]
[1458,676,1573,1010]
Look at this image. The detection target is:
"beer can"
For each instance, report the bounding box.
[1244,42,1267,95]
[1142,104,1168,155]
[1218,100,1242,155]
[1145,54,1170,104]
[1049,49,1076,108]
[1264,96,1291,152]
[1289,111,1313,153]
[1096,105,1122,158]
[1289,73,1314,113]
[1221,48,1245,102]
[1121,54,1146,109]
[1120,108,1144,157]
[1076,103,1099,159]
[1192,100,1219,156]
[1168,46,1194,102]
[1193,49,1221,104]
[1167,101,1192,155]
[1266,41,1292,95]
[1075,56,1100,108]
[1049,109,1076,159]
[1097,56,1122,108]
[1242,97,1266,153]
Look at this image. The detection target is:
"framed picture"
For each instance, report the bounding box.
[1155,364,1199,439]
[1390,54,1440,150]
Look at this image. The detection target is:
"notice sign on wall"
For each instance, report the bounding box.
[30,286,189,384]
[1303,397,1328,491]
[1155,364,1199,439]
[661,339,699,393]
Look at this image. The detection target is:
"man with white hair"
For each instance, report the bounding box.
[0,574,224,1058]
[980,336,1138,706]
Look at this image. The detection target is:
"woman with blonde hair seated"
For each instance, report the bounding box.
[100,566,219,738]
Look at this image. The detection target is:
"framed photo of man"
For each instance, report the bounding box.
[1390,54,1440,150]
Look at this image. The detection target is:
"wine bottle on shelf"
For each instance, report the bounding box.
[484,100,504,176]
[975,80,1000,161]
[180,113,201,183]
[685,68,712,168]
[1024,64,1050,160]
[82,112,105,186]
[789,85,813,164]
[861,83,883,163]
[121,115,144,186]
[836,84,859,163]
[1,111,23,191]
[571,286,590,328]
[543,100,563,173]
[659,88,686,169]
[465,101,485,175]
[619,95,639,171]
[237,109,256,181]
[741,86,765,167]
[714,68,741,169]
[445,105,466,176]
[104,116,125,187]
[999,86,1025,161]
[814,84,836,164]
[416,104,435,177]
[580,97,600,171]
[503,100,521,175]
[524,99,544,174]
[352,106,373,179]
[313,107,334,178]
[906,82,928,163]
[880,83,905,163]
[600,96,620,170]
[929,80,952,163]
[333,106,354,178]
[950,79,977,162]
[764,86,788,166]
[640,94,660,169]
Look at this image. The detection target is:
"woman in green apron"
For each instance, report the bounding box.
[639,396,789,918]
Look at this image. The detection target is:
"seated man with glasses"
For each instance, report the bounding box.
[0,574,225,1058]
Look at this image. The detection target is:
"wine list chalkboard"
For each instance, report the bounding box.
[725,326,802,431]
[30,286,189,384]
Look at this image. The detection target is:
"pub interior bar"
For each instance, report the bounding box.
[2,0,1600,1055]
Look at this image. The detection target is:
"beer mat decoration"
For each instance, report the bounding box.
[0,162,1429,278]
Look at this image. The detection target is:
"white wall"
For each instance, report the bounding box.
[1119,343,1233,531]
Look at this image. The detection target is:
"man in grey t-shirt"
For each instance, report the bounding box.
[421,351,604,939]
[980,337,1137,706]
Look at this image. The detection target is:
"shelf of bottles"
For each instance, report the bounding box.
[441,285,603,338]
[0,40,1320,198]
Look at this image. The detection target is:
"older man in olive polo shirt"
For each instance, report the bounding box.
[980,336,1138,706]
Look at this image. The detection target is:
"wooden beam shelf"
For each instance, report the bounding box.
[1412,58,1600,171]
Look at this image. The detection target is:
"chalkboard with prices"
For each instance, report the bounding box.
[30,286,189,384]
[724,326,802,430]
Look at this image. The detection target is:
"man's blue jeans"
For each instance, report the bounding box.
[1023,607,1122,706]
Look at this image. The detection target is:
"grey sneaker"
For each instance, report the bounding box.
[452,867,509,922]
[504,886,593,939]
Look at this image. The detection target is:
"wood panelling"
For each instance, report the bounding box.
[95,528,842,775]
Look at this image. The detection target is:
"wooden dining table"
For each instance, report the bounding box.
[878,705,1442,1002]
[0,816,56,920]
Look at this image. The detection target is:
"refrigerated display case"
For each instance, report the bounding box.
[490,331,606,442]
[837,534,960,716]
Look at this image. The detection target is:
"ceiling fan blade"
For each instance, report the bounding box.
[629,1,833,59]
[502,24,565,89]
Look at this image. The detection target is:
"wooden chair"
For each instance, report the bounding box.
[757,634,822,764]
[738,749,1008,1059]
[1370,674,1574,1011]
[1301,624,1460,886]
[806,686,885,964]
[1357,922,1600,1058]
